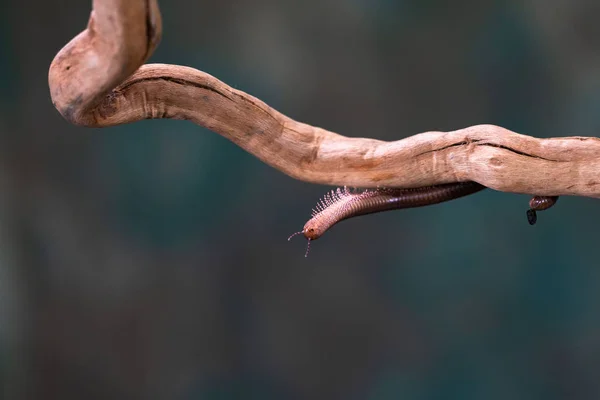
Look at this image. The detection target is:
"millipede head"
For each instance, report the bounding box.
[303,226,319,240]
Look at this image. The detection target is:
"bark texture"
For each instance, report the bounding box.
[48,0,600,197]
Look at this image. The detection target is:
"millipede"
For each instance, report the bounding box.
[289,182,559,256]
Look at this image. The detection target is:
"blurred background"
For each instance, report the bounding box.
[1,0,600,399]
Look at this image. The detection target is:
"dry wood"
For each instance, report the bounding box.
[49,0,600,198]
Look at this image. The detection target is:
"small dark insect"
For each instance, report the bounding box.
[526,196,559,225]
[289,182,562,256]
[288,182,486,257]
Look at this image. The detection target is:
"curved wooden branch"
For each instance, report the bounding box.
[49,0,600,198]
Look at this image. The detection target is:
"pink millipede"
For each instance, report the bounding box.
[288,182,486,257]
[289,182,560,256]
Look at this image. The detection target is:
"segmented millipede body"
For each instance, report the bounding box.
[289,182,562,256]
[288,181,486,256]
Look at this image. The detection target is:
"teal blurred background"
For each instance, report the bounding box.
[1,0,600,399]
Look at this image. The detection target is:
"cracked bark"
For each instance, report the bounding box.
[48,0,600,198]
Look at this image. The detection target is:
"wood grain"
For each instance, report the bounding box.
[48,0,600,198]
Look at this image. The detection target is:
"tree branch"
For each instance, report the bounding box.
[48,0,600,198]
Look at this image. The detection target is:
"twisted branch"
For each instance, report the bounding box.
[49,0,600,198]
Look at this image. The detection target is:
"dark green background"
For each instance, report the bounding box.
[1,0,599,399]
